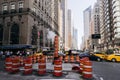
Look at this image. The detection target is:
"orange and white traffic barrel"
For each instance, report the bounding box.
[38,55,46,75]
[59,56,63,62]
[83,61,92,79]
[76,55,80,62]
[11,57,20,73]
[82,57,89,61]
[19,56,24,67]
[24,57,32,75]
[33,55,36,63]
[37,55,40,63]
[79,59,84,73]
[5,57,12,72]
[70,55,74,63]
[53,59,62,77]
[64,55,69,63]
[80,57,89,73]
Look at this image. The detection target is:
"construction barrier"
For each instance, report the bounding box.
[24,57,32,75]
[76,55,80,62]
[19,56,24,67]
[79,59,84,73]
[64,55,69,63]
[11,57,20,73]
[33,55,36,63]
[59,56,63,62]
[70,55,74,63]
[53,59,62,77]
[5,57,12,72]
[83,61,92,79]
[80,57,89,73]
[38,56,46,75]
[37,55,40,63]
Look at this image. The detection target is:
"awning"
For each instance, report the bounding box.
[0,44,32,50]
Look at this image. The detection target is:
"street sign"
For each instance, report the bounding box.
[92,34,101,39]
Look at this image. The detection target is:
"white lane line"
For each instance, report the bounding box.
[100,77,104,80]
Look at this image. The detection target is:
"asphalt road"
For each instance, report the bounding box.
[92,61,120,80]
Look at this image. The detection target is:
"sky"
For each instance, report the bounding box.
[68,0,97,49]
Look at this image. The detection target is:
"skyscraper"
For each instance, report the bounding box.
[72,27,78,49]
[90,1,100,51]
[99,0,120,50]
[83,6,92,50]
[67,9,72,49]
[61,0,68,50]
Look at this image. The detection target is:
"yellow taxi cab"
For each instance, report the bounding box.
[93,52,106,60]
[105,53,120,62]
[35,52,43,56]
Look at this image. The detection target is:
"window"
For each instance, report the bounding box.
[0,24,3,45]
[33,7,36,12]
[3,4,8,11]
[19,2,24,8]
[10,23,19,44]
[34,0,37,3]
[11,3,15,9]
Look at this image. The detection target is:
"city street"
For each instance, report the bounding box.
[93,61,120,80]
[0,59,82,80]
[1,0,120,80]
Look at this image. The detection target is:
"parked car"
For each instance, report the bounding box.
[105,53,120,62]
[93,52,106,60]
[79,53,90,58]
[79,53,103,61]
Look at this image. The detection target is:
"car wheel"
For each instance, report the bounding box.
[111,58,116,62]
[97,58,101,61]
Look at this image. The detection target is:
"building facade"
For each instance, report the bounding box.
[99,0,120,50]
[61,0,67,50]
[83,6,92,50]
[73,28,78,49]
[112,0,120,49]
[90,1,100,51]
[0,0,61,49]
[67,9,72,49]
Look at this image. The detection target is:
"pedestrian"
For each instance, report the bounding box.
[26,51,30,56]
[6,51,10,57]
[10,51,13,56]
[0,51,3,59]
[17,51,20,56]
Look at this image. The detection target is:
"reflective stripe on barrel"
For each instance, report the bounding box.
[38,56,46,75]
[5,58,12,72]
[12,57,20,73]
[53,59,62,77]
[24,57,32,75]
[83,61,92,79]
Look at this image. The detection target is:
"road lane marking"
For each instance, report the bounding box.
[100,77,104,80]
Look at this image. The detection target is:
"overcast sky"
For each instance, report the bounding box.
[68,0,97,49]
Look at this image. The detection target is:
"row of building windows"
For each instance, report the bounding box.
[2,1,24,11]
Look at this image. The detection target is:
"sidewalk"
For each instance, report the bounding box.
[0,61,83,80]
